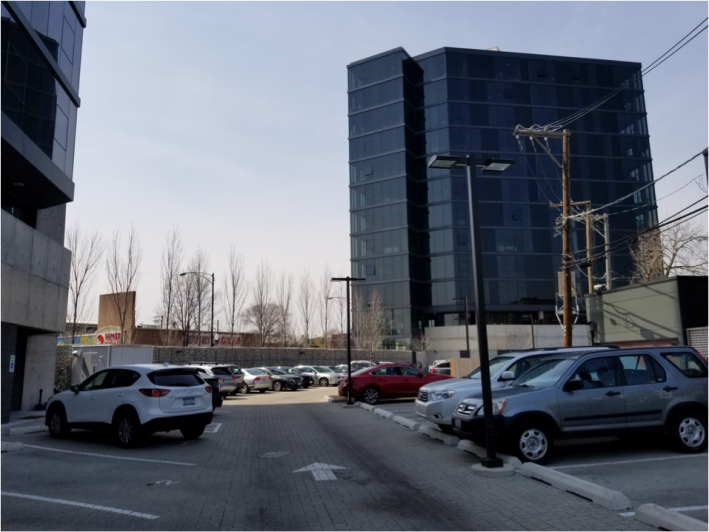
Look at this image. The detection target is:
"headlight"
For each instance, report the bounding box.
[475,399,507,416]
[430,390,456,401]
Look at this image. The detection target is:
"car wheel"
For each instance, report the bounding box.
[363,386,380,405]
[273,381,283,392]
[669,411,707,452]
[180,426,206,440]
[319,378,329,387]
[47,406,70,438]
[114,411,142,448]
[513,422,554,464]
[259,389,267,394]
[239,383,250,394]
[213,397,223,408]
[437,424,455,434]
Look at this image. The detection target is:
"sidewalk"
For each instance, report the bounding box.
[2,410,46,437]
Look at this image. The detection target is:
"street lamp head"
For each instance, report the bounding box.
[179,272,186,277]
[427,155,461,169]
[480,158,515,172]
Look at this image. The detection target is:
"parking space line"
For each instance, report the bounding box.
[204,423,222,433]
[1,491,159,520]
[550,453,708,470]
[23,445,196,466]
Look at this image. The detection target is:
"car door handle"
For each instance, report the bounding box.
[605,391,621,396]
[663,386,678,392]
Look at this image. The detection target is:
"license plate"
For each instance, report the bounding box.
[453,418,461,429]
[183,397,195,406]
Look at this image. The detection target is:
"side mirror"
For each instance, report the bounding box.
[417,373,424,378]
[564,379,584,392]
[71,385,80,394]
[499,371,516,381]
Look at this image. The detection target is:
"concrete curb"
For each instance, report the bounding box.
[470,463,516,478]
[418,425,460,446]
[9,425,46,435]
[391,415,420,431]
[457,439,522,469]
[325,395,346,403]
[359,403,375,412]
[1,441,24,452]
[374,408,394,420]
[634,503,708,531]
[518,462,632,511]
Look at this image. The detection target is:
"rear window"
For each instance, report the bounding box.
[662,352,708,379]
[211,368,232,376]
[247,369,266,375]
[149,370,204,387]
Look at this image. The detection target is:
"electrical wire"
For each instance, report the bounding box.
[516,137,561,205]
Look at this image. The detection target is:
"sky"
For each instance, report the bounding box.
[69,1,709,326]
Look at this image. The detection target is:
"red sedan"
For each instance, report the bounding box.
[338,364,453,405]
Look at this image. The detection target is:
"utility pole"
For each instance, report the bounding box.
[603,214,612,290]
[516,126,572,346]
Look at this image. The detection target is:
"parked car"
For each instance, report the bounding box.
[429,359,448,372]
[185,364,238,399]
[276,367,314,388]
[351,360,374,371]
[294,366,342,387]
[45,364,213,447]
[339,363,453,405]
[451,347,708,464]
[238,368,272,393]
[256,367,301,391]
[430,361,451,376]
[225,366,245,395]
[416,347,614,433]
[198,372,222,408]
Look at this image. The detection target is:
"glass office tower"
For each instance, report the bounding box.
[348,47,657,349]
[1,1,86,422]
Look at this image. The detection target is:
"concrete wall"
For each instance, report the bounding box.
[153,347,414,368]
[425,323,591,361]
[1,211,71,332]
[586,278,684,345]
[21,334,57,411]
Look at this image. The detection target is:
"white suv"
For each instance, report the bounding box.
[45,364,213,447]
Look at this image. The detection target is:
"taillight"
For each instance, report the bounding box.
[205,385,212,394]
[254,377,261,382]
[139,388,170,397]
[231,376,236,382]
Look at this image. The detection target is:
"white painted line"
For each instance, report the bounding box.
[293,462,348,481]
[1,491,159,520]
[204,423,222,433]
[620,511,636,517]
[312,470,337,481]
[550,453,708,470]
[669,505,709,512]
[23,445,196,466]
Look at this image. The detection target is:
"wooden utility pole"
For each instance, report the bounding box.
[515,126,572,346]
[604,214,612,290]
[550,200,594,296]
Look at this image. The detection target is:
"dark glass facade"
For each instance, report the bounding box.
[348,47,657,349]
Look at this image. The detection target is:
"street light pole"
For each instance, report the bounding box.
[453,297,470,358]
[428,155,513,469]
[331,276,365,405]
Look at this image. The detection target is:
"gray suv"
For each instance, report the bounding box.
[452,347,707,464]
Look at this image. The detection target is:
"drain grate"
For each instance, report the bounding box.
[258,451,289,459]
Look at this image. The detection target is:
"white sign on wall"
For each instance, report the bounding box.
[9,355,15,373]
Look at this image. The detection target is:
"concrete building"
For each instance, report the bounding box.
[347,47,656,349]
[585,276,708,352]
[1,1,86,422]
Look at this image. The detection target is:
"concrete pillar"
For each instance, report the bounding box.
[21,334,57,411]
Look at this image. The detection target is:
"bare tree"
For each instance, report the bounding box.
[631,220,708,283]
[318,264,333,347]
[298,269,316,346]
[157,226,183,346]
[174,272,198,346]
[221,246,248,347]
[66,221,103,342]
[105,226,142,344]
[353,288,384,363]
[411,330,431,354]
[244,260,277,346]
[275,271,294,346]
[186,248,211,346]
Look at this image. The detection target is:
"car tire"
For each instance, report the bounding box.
[114,411,142,448]
[47,405,70,439]
[319,378,329,387]
[437,424,455,434]
[213,397,223,408]
[239,383,250,394]
[513,422,554,465]
[180,425,206,440]
[362,386,380,405]
[273,381,283,392]
[669,410,707,453]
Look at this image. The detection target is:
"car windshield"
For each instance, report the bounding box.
[514,358,576,388]
[465,356,513,379]
[314,367,331,373]
[247,369,266,375]
[351,367,371,376]
[211,368,231,376]
[270,369,286,375]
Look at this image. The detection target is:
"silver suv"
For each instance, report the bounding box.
[452,347,708,464]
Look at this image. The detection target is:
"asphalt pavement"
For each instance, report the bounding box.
[0,387,671,530]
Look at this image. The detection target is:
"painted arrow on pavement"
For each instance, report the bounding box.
[293,462,349,481]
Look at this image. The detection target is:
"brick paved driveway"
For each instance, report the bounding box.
[1,388,649,530]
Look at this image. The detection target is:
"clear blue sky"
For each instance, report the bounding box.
[71,1,708,324]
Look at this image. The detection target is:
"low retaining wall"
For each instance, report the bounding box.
[152,347,414,368]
